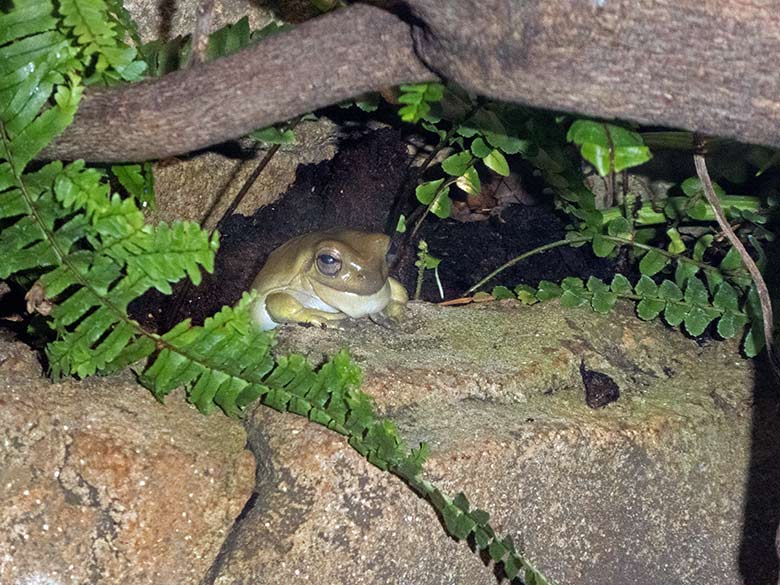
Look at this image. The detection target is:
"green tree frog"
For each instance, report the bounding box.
[250,229,408,330]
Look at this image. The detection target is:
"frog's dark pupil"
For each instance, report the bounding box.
[319,254,336,264]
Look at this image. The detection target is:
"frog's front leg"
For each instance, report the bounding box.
[370,277,408,327]
[265,292,346,328]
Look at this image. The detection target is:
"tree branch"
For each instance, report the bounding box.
[41,4,435,162]
[42,0,780,163]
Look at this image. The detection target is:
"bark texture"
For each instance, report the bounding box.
[41,4,433,161]
[42,0,780,162]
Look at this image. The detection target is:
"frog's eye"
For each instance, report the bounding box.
[316,251,342,276]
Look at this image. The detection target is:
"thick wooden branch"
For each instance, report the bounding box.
[408,0,780,148]
[43,0,780,163]
[41,4,434,162]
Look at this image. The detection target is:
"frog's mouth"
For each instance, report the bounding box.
[310,280,392,318]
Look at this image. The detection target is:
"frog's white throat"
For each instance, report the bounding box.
[310,280,392,318]
[251,281,393,330]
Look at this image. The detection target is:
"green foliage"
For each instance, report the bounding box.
[401,86,773,361]
[403,90,537,230]
[416,178,451,219]
[249,126,296,145]
[398,82,444,123]
[59,0,147,83]
[414,239,443,300]
[566,120,651,175]
[498,272,759,355]
[0,1,214,377]
[395,477,549,584]
[110,162,155,208]
[404,93,774,359]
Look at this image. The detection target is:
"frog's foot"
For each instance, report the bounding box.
[290,309,347,329]
[370,301,406,328]
[266,292,346,329]
[297,317,347,331]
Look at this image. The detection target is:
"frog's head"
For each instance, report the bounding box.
[304,229,393,316]
[304,230,390,293]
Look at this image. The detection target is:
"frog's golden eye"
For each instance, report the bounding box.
[316,251,342,276]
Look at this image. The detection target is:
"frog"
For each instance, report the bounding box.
[250,228,408,331]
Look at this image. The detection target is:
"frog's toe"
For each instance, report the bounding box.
[384,302,407,324]
[370,308,405,329]
[369,313,394,328]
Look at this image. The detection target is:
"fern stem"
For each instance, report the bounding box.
[0,125,64,267]
[600,235,719,273]
[465,238,582,294]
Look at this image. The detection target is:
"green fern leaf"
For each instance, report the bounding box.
[141,295,275,415]
[0,0,57,45]
[58,0,146,82]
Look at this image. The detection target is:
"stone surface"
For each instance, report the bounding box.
[0,332,43,378]
[0,358,255,585]
[148,119,338,230]
[208,300,779,585]
[122,0,281,43]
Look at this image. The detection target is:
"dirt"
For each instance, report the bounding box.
[125,120,618,329]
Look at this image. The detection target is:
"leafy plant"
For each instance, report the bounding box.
[566,120,651,176]
[512,273,751,343]
[414,239,443,300]
[401,90,532,237]
[467,230,766,356]
[397,83,775,358]
[398,82,444,123]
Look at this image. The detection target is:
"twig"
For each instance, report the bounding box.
[693,148,779,376]
[188,0,215,68]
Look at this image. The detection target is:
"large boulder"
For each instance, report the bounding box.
[0,338,256,585]
[209,300,778,585]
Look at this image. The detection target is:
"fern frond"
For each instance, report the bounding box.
[0,2,212,383]
[103,0,145,59]
[58,0,147,83]
[0,2,82,171]
[0,155,218,378]
[140,294,274,416]
[0,0,57,46]
[1,0,217,382]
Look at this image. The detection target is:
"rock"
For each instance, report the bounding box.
[0,359,255,585]
[208,300,778,585]
[0,331,43,378]
[148,119,339,231]
[121,0,285,44]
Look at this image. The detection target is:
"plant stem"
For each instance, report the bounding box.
[410,175,460,240]
[465,238,584,294]
[599,235,716,272]
[693,150,778,375]
[415,264,425,300]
